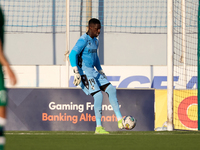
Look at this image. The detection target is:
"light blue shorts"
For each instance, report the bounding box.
[78,67,109,95]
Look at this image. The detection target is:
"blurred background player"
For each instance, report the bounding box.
[69,18,123,134]
[0,5,17,149]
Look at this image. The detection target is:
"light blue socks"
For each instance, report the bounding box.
[93,91,103,126]
[105,84,122,120]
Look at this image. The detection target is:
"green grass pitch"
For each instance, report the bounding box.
[5,131,200,150]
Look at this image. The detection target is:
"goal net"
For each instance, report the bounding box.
[70,0,167,34]
[173,0,199,130]
[0,0,167,34]
[0,0,66,33]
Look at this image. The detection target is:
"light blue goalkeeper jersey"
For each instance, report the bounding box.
[69,33,102,71]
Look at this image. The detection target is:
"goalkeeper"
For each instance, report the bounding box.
[69,18,123,134]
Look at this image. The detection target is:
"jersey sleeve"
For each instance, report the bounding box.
[95,55,102,71]
[69,38,87,67]
[94,39,102,71]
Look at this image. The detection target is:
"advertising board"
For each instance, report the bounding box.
[6,88,154,131]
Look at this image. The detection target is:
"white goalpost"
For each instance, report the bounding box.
[65,0,70,87]
[168,0,199,131]
[167,0,174,131]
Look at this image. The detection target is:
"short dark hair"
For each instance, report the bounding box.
[88,18,101,26]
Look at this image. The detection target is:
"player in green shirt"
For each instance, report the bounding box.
[0,6,17,150]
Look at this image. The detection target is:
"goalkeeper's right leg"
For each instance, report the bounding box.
[92,91,109,134]
[93,91,103,127]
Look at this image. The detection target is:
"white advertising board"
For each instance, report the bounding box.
[5,65,197,89]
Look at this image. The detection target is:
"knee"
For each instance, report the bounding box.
[91,90,102,97]
[106,84,116,95]
[92,90,103,99]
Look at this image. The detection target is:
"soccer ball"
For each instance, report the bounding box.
[122,115,136,130]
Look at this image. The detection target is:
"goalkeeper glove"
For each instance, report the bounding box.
[73,67,81,86]
[98,70,107,79]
